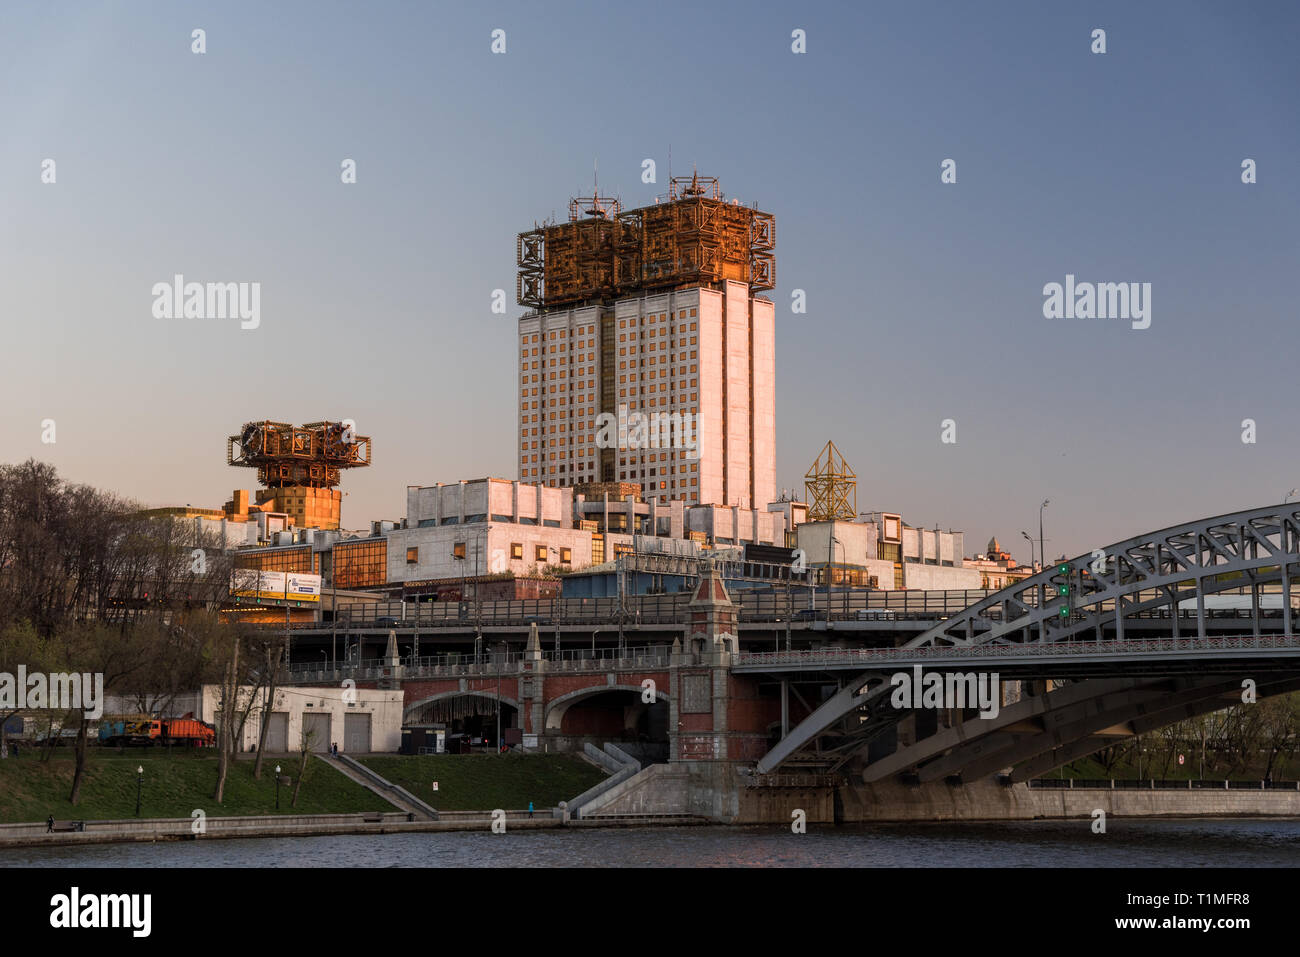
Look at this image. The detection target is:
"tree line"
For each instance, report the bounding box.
[0,459,299,806]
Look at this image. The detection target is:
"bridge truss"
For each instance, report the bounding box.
[754,505,1300,778]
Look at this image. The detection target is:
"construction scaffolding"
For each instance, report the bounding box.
[804,441,857,523]
[517,173,775,308]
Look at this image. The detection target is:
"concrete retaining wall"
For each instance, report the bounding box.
[577,763,691,817]
[574,763,1300,824]
[836,778,1300,823]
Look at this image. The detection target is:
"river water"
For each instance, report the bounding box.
[4,819,1298,867]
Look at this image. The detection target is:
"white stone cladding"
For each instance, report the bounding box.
[518,283,775,513]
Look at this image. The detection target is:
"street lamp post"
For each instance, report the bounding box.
[1021,531,1036,572]
[473,531,484,656]
[1285,489,1299,504]
[828,535,845,628]
[495,642,503,754]
[1039,500,1050,573]
[275,764,282,810]
[783,574,791,652]
[135,765,143,817]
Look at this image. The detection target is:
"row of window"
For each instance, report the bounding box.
[443,541,572,564]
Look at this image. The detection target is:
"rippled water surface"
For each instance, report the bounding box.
[5,819,1299,867]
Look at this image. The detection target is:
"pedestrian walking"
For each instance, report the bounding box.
[528,801,534,819]
[46,814,54,834]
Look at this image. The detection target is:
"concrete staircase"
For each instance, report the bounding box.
[567,744,697,820]
[320,754,439,820]
[573,763,692,819]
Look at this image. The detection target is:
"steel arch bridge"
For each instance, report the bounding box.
[753,505,1300,778]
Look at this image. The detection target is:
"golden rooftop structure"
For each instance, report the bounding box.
[517,172,775,308]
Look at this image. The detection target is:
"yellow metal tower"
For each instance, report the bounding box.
[804,441,857,522]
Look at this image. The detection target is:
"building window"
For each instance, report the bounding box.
[453,542,466,560]
[535,544,548,563]
[406,547,418,564]
[332,539,387,589]
[560,547,572,565]
[511,542,524,560]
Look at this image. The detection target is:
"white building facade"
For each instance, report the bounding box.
[517,281,775,510]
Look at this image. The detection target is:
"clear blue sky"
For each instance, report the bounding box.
[2,0,1297,562]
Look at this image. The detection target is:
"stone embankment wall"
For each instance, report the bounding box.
[583,762,1300,824]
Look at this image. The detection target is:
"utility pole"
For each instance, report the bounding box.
[1039,499,1050,572]
[784,575,791,652]
[826,528,833,629]
[474,534,482,650]
[283,597,290,677]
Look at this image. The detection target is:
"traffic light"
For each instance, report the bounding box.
[1050,562,1074,619]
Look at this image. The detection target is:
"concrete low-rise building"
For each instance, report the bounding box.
[194,684,402,754]
[797,514,980,590]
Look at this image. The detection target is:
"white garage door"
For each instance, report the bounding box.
[265,712,288,753]
[302,712,331,752]
[343,713,371,753]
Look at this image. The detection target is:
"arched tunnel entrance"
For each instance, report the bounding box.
[405,692,519,752]
[545,686,670,757]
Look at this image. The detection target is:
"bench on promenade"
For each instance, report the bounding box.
[49,821,85,833]
[361,812,385,823]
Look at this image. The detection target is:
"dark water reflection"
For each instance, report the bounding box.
[5,819,1299,867]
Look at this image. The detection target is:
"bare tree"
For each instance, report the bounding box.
[212,629,242,804]
[290,726,316,808]
[63,621,151,805]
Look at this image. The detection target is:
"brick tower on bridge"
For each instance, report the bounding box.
[670,559,768,765]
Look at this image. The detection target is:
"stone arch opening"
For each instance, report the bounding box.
[405,691,519,752]
[545,685,671,745]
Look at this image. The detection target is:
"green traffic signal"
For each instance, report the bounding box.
[1057,563,1070,575]
[1057,584,1070,596]
[1059,605,1070,618]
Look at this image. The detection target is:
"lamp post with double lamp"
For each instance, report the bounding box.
[135,765,143,817]
[1020,531,1036,573]
[275,764,282,810]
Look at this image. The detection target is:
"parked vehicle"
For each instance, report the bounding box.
[97,716,161,746]
[98,714,215,747]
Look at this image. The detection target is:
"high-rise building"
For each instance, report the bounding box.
[516,174,776,509]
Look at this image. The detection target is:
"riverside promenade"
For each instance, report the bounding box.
[0,809,709,849]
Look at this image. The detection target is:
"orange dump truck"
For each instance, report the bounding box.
[162,717,216,747]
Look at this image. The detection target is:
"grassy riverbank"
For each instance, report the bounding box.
[361,754,606,811]
[0,750,392,824]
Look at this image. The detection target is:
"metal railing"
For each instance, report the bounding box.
[1029,778,1300,790]
[255,588,1011,631]
[284,643,674,682]
[734,633,1300,669]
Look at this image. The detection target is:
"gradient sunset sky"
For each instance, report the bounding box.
[2,0,1297,562]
